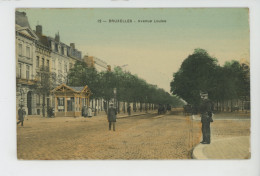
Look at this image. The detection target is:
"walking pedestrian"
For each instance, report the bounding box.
[199,91,213,144]
[82,105,88,118]
[87,106,92,118]
[17,105,26,126]
[107,103,117,131]
[127,105,131,115]
[94,106,97,116]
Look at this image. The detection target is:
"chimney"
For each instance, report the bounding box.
[55,32,60,42]
[70,43,75,49]
[36,25,42,35]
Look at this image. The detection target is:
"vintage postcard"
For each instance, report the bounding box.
[15,8,250,160]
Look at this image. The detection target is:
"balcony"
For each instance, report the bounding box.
[16,77,37,85]
[18,55,32,65]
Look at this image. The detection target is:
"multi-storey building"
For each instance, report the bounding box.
[83,55,108,72]
[16,21,38,115]
[16,11,83,117]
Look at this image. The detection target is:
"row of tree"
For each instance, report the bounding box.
[67,61,184,108]
[170,48,250,111]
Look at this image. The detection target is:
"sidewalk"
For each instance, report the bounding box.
[191,113,250,159]
[192,136,250,159]
[24,110,156,120]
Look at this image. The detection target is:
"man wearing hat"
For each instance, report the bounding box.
[199,91,213,144]
[17,105,26,126]
[107,103,117,131]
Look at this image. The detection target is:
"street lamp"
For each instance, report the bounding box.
[19,88,24,107]
[113,88,117,109]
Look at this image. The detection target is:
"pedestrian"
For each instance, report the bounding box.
[87,106,92,118]
[107,103,117,131]
[94,106,97,116]
[199,91,213,144]
[145,104,148,113]
[83,105,88,118]
[127,105,131,115]
[17,105,26,126]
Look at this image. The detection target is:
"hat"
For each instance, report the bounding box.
[200,90,208,96]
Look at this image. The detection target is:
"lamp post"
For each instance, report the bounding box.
[113,88,117,109]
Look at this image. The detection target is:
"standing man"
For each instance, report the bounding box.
[127,105,131,116]
[199,91,213,144]
[82,105,88,118]
[17,105,26,126]
[107,103,117,131]
[87,106,92,118]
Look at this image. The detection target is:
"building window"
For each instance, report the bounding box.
[52,59,55,70]
[26,46,30,58]
[36,72,40,81]
[37,109,40,115]
[36,94,40,105]
[18,63,22,78]
[55,43,58,52]
[36,56,39,68]
[42,58,45,68]
[18,44,22,55]
[26,65,30,79]
[57,97,65,112]
[61,46,64,55]
[64,63,67,73]
[47,60,50,71]
[59,61,62,72]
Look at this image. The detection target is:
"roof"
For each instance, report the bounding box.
[15,11,31,28]
[52,84,91,94]
[70,86,85,92]
[16,25,39,41]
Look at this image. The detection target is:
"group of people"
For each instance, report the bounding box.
[82,105,93,118]
[17,92,213,142]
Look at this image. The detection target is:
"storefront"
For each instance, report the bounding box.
[52,84,91,117]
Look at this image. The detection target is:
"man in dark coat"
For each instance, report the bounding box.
[82,105,88,118]
[17,106,26,126]
[199,91,213,144]
[127,105,131,116]
[107,104,117,131]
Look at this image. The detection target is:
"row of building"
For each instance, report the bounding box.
[16,11,109,117]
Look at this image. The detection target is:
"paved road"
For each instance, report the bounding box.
[17,112,201,160]
[17,111,250,160]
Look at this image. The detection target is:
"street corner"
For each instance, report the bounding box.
[192,143,209,159]
[192,136,250,159]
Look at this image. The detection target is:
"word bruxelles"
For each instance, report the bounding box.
[108,19,167,23]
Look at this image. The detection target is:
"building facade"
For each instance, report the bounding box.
[16,11,83,117]
[16,23,38,116]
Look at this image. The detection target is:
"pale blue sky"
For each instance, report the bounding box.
[18,8,250,92]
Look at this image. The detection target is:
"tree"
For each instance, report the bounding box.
[67,61,184,112]
[170,48,219,107]
[33,66,56,117]
[67,61,102,99]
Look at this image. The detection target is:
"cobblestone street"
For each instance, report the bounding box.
[17,111,200,160]
[17,111,250,160]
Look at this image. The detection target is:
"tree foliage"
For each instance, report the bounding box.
[67,62,184,107]
[170,48,250,109]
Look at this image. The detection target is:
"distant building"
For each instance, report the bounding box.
[83,55,108,72]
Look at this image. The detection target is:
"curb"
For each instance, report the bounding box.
[192,136,250,159]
